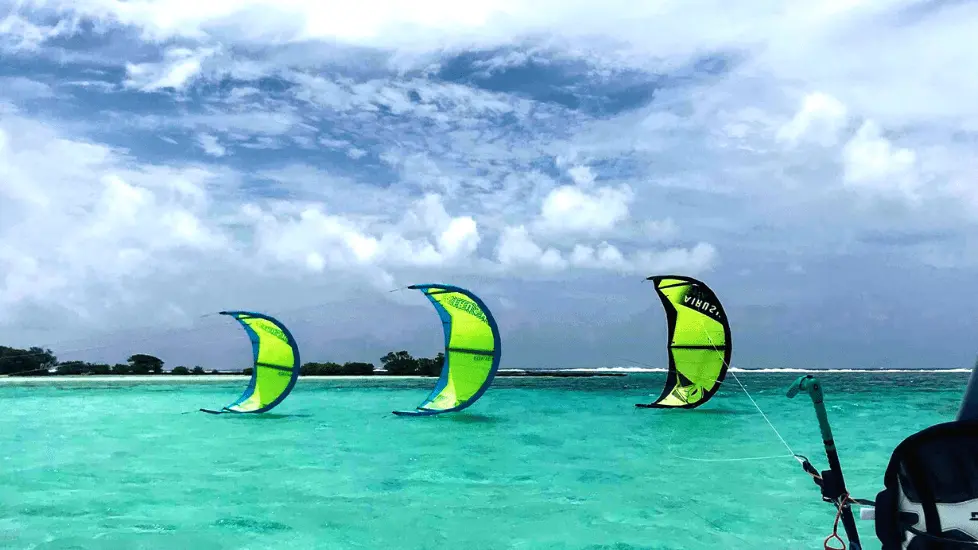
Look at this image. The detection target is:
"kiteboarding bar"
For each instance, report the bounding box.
[787,375,863,550]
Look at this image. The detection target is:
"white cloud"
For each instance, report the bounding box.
[495,223,715,276]
[495,225,566,271]
[0,113,229,321]
[437,217,480,259]
[777,91,848,147]
[253,193,484,272]
[567,164,595,186]
[569,241,717,275]
[569,243,626,269]
[632,242,717,274]
[534,184,633,238]
[125,47,218,92]
[196,133,227,157]
[2,108,721,336]
[248,206,382,270]
[0,76,54,100]
[642,218,679,242]
[0,13,73,52]
[842,120,919,198]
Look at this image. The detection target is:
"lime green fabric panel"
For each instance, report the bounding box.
[228,391,262,412]
[424,350,494,410]
[430,291,495,352]
[659,283,726,348]
[670,347,725,392]
[447,350,494,402]
[253,365,292,409]
[654,384,703,407]
[672,306,725,348]
[424,290,497,409]
[424,383,458,410]
[246,317,295,368]
[231,316,295,412]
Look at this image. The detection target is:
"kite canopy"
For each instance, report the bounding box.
[200,310,301,414]
[393,284,501,416]
[636,275,732,409]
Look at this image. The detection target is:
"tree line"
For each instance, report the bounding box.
[0,345,448,377]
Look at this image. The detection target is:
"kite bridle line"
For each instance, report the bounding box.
[632,277,801,462]
[699,330,800,461]
[701,322,869,549]
[700,329,866,549]
[630,299,810,545]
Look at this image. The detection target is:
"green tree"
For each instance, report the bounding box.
[55,361,88,375]
[300,362,341,376]
[111,363,130,375]
[242,368,253,376]
[127,354,164,375]
[416,352,445,377]
[381,350,418,375]
[0,346,56,376]
[89,363,112,375]
[191,366,205,375]
[171,366,190,375]
[342,362,375,375]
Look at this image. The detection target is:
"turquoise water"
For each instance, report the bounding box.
[0,372,964,549]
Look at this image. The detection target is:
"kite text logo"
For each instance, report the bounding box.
[255,320,288,342]
[682,294,720,318]
[447,295,488,324]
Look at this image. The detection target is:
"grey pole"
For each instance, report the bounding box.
[956,355,978,422]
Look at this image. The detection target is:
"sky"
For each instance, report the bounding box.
[2,0,978,371]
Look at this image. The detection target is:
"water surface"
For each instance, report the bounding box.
[0,372,963,549]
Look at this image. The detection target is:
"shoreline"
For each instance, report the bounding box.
[0,368,970,385]
[0,370,628,384]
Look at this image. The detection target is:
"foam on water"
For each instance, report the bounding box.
[0,372,965,549]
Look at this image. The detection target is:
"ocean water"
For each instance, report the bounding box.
[0,372,966,550]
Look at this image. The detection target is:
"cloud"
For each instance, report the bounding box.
[494,224,715,276]
[567,241,717,275]
[125,47,218,92]
[495,225,566,271]
[776,92,848,148]
[0,77,54,100]
[841,120,919,198]
[0,106,710,334]
[0,109,228,324]
[534,183,633,238]
[642,218,679,242]
[246,192,484,274]
[196,133,227,157]
[2,0,978,370]
[406,194,482,259]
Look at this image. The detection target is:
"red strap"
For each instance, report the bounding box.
[824,532,845,550]
[823,494,849,550]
